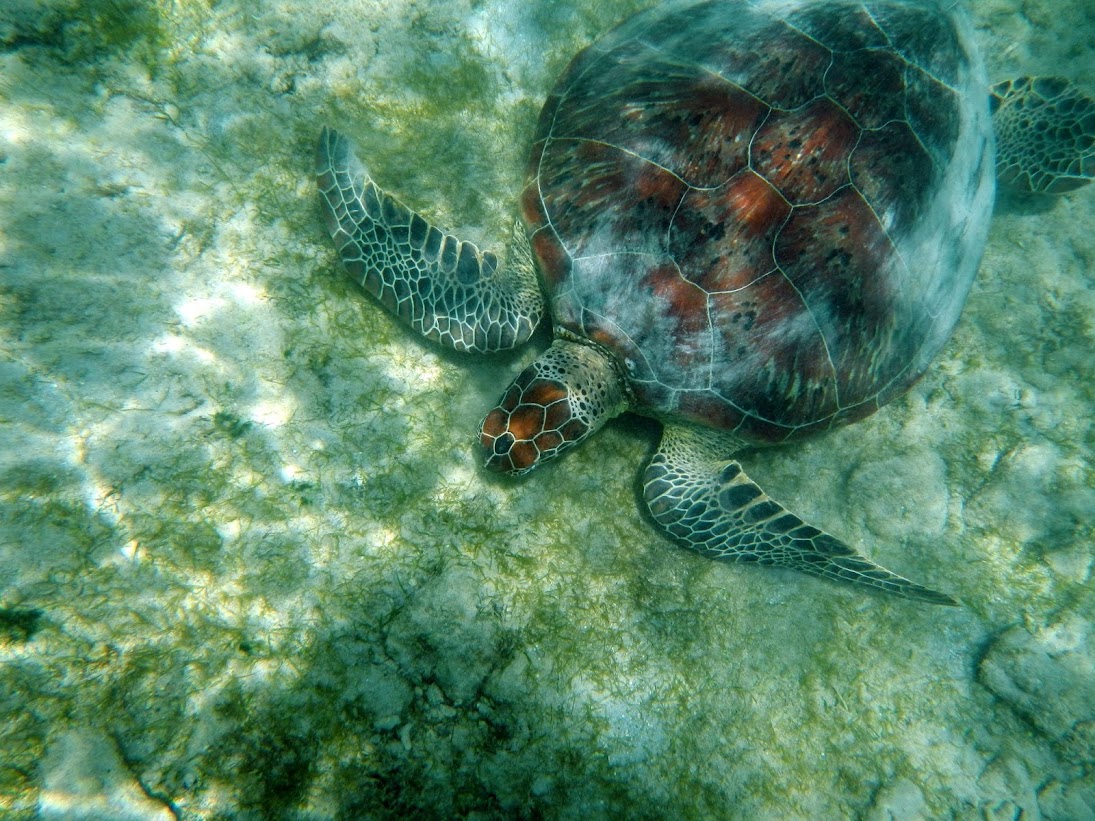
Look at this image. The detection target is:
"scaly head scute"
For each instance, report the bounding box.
[478,337,628,474]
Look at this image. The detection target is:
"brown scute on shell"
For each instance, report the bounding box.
[775,187,923,407]
[670,173,790,294]
[751,98,859,203]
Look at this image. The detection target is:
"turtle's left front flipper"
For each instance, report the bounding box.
[991,77,1094,194]
[316,127,544,353]
[642,425,958,606]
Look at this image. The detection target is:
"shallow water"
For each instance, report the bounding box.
[0,0,1092,818]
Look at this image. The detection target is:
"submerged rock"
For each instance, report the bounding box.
[979,615,1095,742]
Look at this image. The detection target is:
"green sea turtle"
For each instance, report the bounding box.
[316,0,1093,604]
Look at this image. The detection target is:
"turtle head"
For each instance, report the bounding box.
[477,338,627,475]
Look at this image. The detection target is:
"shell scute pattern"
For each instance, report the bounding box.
[787,4,888,52]
[750,98,860,203]
[862,2,966,88]
[525,0,988,444]
[672,17,834,112]
[822,47,907,129]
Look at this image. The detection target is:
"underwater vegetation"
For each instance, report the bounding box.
[0,0,1092,818]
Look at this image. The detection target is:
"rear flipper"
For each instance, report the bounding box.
[642,425,958,606]
[991,77,1094,194]
[315,127,545,352]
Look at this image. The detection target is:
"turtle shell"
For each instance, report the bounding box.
[520,0,994,444]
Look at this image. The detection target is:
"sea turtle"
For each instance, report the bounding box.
[316,0,1093,604]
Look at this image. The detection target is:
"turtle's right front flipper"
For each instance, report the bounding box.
[316,127,544,353]
[642,425,958,606]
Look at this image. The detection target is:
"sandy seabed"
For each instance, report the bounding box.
[0,0,1092,818]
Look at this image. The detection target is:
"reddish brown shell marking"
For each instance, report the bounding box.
[521,0,992,444]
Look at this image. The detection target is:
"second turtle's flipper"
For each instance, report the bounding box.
[990,77,1094,194]
[316,127,544,353]
[642,425,958,606]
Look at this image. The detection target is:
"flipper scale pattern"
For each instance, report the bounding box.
[316,127,544,353]
[643,425,958,605]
